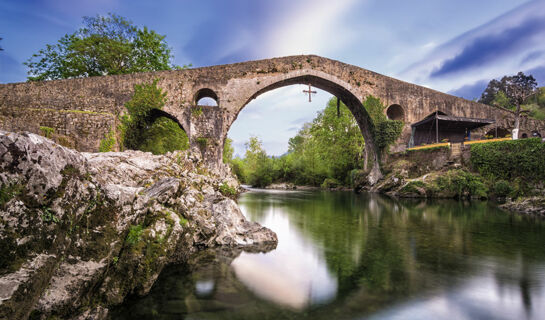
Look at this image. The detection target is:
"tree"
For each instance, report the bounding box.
[24,13,178,81]
[243,136,273,187]
[479,79,503,106]
[223,138,234,164]
[0,37,3,51]
[503,72,537,133]
[479,72,538,135]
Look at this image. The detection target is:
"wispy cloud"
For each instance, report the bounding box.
[400,0,545,95]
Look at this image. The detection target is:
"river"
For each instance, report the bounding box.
[113,189,545,319]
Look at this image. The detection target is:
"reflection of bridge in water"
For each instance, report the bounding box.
[112,190,545,319]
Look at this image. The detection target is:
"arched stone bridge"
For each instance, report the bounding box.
[1,55,544,183]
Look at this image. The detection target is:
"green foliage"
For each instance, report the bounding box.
[231,97,366,187]
[41,207,60,224]
[470,138,545,183]
[321,178,340,189]
[223,138,234,163]
[219,183,237,197]
[39,126,55,138]
[0,184,23,207]
[191,106,203,118]
[493,180,513,197]
[243,136,273,187]
[126,225,144,246]
[492,91,513,110]
[436,169,488,199]
[25,13,178,81]
[99,130,116,152]
[196,137,208,149]
[229,157,246,182]
[121,80,188,154]
[137,117,189,155]
[522,88,545,120]
[400,180,427,194]
[362,96,403,153]
[375,120,404,150]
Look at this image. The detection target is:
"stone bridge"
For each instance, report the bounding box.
[1,55,544,182]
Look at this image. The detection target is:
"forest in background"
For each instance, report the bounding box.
[224,96,403,188]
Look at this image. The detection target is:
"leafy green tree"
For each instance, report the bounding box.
[479,79,503,105]
[234,97,371,187]
[502,72,537,132]
[243,136,273,187]
[479,73,539,130]
[25,13,178,81]
[223,138,235,164]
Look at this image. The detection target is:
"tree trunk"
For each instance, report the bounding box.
[514,101,521,131]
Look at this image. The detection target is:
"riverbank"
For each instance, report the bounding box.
[363,138,545,217]
[262,182,352,191]
[0,131,277,320]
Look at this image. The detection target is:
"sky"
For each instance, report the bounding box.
[1,0,544,155]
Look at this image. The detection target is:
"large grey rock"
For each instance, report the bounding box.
[0,131,277,320]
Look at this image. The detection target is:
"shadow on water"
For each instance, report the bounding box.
[113,191,545,320]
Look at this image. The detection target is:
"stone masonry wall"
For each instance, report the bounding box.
[1,55,544,160]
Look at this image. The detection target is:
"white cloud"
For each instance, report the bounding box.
[260,0,361,57]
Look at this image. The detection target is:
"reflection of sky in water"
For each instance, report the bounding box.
[232,202,338,309]
[194,279,215,297]
[366,272,545,320]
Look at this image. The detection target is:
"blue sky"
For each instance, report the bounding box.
[1,0,544,155]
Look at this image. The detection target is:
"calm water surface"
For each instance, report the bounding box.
[114,190,545,319]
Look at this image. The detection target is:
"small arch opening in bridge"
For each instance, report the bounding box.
[386,104,404,121]
[485,128,510,138]
[132,109,189,154]
[195,88,219,107]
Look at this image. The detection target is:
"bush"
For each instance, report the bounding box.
[400,180,427,194]
[99,130,116,152]
[436,169,488,199]
[493,180,512,197]
[126,225,143,246]
[39,126,55,138]
[137,117,189,155]
[321,178,340,189]
[121,80,189,154]
[471,138,544,183]
[219,183,237,197]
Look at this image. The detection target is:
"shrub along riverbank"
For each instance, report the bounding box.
[372,138,545,214]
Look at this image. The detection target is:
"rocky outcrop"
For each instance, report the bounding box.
[500,197,545,217]
[0,131,277,320]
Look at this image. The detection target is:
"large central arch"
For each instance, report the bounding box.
[222,72,382,184]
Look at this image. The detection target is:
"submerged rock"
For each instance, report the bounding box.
[0,131,277,320]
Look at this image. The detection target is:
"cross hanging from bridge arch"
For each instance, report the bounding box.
[303,84,317,102]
